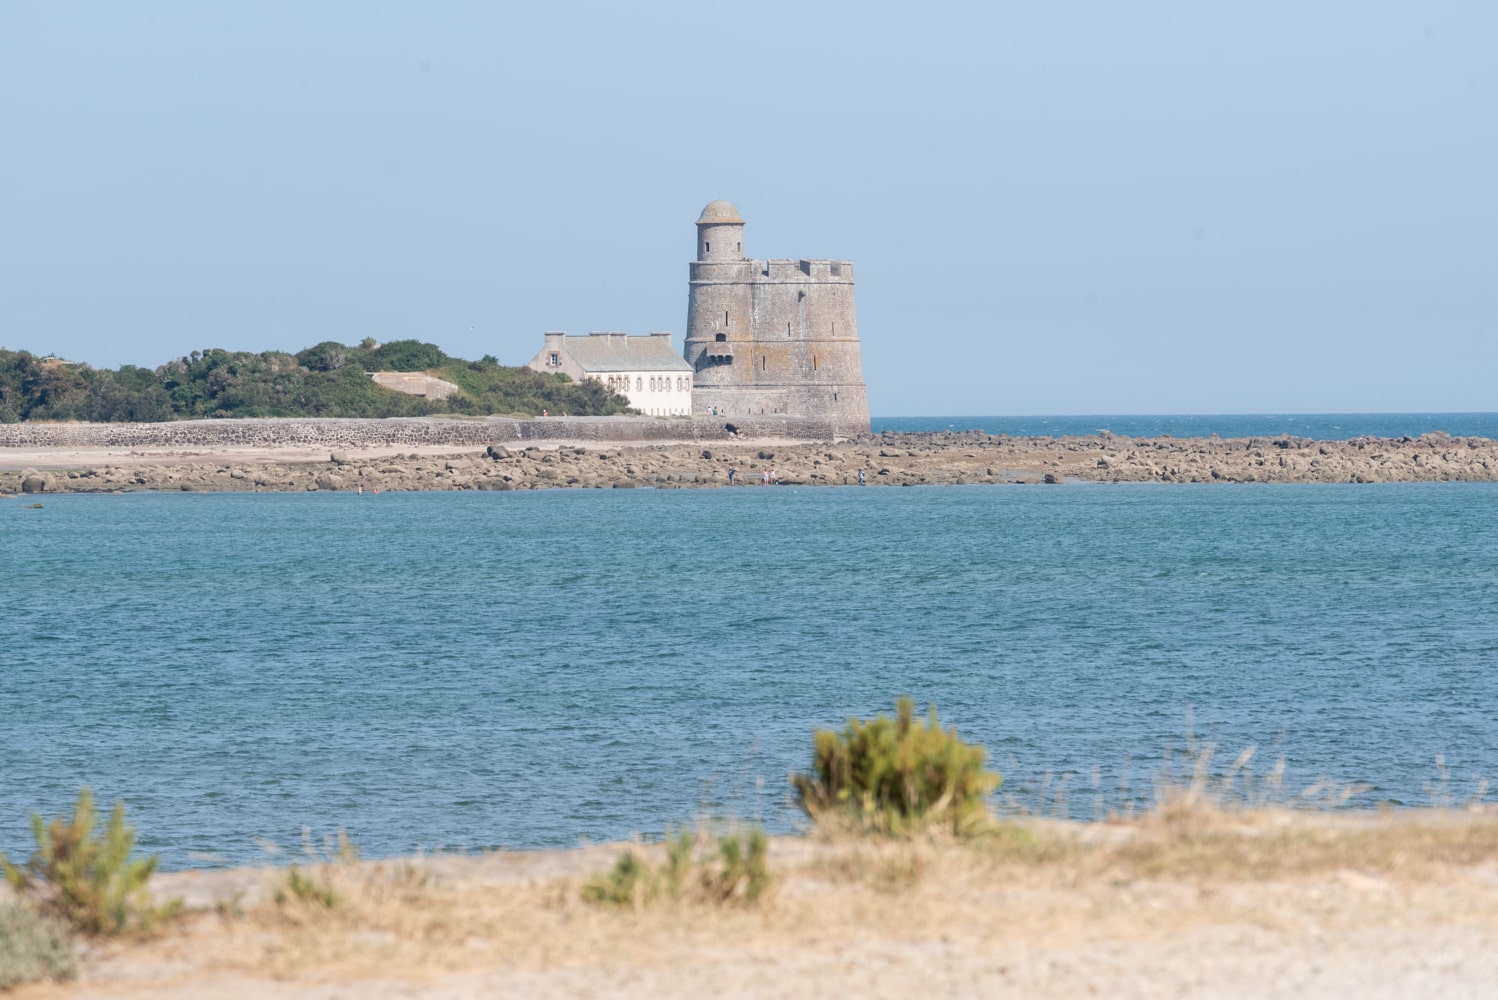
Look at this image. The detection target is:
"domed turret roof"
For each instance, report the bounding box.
[696,199,744,225]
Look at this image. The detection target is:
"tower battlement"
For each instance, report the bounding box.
[683,201,869,425]
[689,259,855,284]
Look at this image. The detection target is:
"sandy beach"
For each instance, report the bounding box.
[9,810,1498,999]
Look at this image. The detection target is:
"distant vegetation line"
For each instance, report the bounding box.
[0,340,634,422]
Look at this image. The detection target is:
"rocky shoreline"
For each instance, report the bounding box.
[4,430,1497,495]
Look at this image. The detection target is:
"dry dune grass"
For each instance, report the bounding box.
[13,730,1498,997]
[21,805,1494,999]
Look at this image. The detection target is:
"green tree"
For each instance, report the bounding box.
[367,339,445,372]
[0,341,635,420]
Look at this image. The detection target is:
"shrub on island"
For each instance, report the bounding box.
[0,342,633,422]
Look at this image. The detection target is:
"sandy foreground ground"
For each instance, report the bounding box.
[11,811,1498,999]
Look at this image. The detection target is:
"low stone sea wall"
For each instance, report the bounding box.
[4,426,1497,495]
[0,414,861,450]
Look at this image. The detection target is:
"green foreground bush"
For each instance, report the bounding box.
[0,902,78,990]
[583,827,771,907]
[0,788,180,937]
[272,830,361,910]
[792,697,1001,836]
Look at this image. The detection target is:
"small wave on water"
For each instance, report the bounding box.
[4,482,1497,869]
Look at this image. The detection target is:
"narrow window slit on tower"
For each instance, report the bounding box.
[684,198,864,423]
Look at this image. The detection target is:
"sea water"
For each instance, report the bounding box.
[5,483,1498,870]
[873,413,1498,439]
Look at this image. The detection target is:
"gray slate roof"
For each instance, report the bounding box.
[563,335,692,373]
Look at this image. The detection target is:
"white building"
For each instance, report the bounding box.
[526,331,693,416]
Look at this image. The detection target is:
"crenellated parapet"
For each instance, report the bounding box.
[682,202,870,426]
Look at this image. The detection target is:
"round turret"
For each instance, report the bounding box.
[695,200,745,261]
[696,200,744,225]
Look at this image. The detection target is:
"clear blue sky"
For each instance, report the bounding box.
[4,1,1494,415]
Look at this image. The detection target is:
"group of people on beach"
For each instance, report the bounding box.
[723,467,868,486]
[725,467,777,485]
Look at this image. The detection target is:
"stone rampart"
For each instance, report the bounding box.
[0,415,866,450]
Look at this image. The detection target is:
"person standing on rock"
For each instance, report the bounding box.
[728,467,736,485]
[858,469,865,486]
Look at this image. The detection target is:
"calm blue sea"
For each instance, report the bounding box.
[5,474,1498,871]
[873,413,1498,440]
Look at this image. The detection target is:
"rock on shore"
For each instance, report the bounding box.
[3,431,1497,495]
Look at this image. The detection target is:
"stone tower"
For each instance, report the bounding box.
[683,200,869,428]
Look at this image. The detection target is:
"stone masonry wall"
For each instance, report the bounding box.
[0,415,868,450]
[685,258,868,428]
